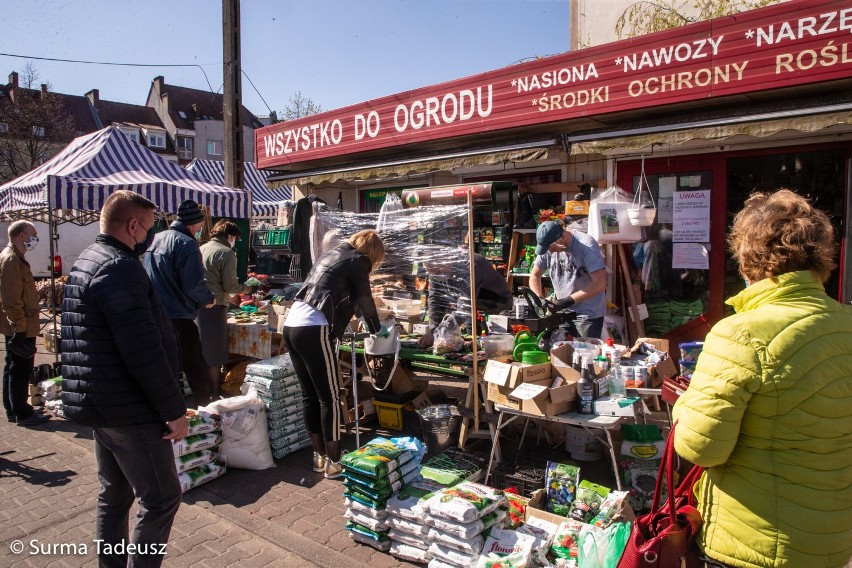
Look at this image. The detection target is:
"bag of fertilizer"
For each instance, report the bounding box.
[270,430,310,450]
[172,432,222,457]
[386,484,437,521]
[202,386,275,470]
[428,525,486,555]
[551,518,585,561]
[344,508,389,532]
[344,486,389,510]
[389,527,430,549]
[185,409,220,436]
[386,514,430,536]
[345,458,419,491]
[425,481,506,523]
[345,521,391,551]
[178,462,226,492]
[477,527,537,568]
[174,449,217,474]
[429,541,482,566]
[343,469,421,501]
[390,540,432,563]
[426,509,505,540]
[344,497,388,519]
[245,354,296,378]
[272,439,310,459]
[340,437,413,479]
[517,516,559,566]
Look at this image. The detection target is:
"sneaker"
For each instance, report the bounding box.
[17,413,51,427]
[324,458,343,479]
[312,452,327,473]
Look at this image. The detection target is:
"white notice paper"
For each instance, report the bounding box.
[672,243,709,269]
[657,177,676,224]
[673,190,711,242]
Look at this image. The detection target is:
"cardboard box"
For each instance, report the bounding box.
[525,488,569,526]
[625,337,679,387]
[487,381,520,410]
[564,200,590,216]
[484,358,522,410]
[509,376,577,417]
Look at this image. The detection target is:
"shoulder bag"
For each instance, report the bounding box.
[617,421,703,568]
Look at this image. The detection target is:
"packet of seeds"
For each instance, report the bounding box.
[568,479,611,522]
[545,461,581,516]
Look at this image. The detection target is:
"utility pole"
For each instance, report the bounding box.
[223,0,244,189]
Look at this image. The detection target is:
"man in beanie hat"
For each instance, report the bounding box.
[143,200,215,406]
[530,220,607,339]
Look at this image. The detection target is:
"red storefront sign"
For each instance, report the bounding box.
[256,0,852,169]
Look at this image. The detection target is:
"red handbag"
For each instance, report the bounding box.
[661,375,691,406]
[617,422,703,568]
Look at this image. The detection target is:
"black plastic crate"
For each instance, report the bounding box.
[491,458,547,498]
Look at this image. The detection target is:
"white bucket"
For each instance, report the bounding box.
[627,207,657,226]
[565,425,604,461]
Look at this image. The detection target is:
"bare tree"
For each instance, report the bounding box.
[616,0,782,39]
[0,73,76,183]
[279,91,323,121]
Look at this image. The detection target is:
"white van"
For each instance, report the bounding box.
[0,221,101,278]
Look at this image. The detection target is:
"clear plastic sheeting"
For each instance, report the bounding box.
[313,204,473,332]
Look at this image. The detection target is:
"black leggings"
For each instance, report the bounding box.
[282,325,342,442]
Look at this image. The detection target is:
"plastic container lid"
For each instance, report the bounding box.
[521,350,549,365]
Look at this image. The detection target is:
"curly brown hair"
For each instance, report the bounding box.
[728,189,836,283]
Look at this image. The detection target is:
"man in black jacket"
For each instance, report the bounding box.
[61,190,188,568]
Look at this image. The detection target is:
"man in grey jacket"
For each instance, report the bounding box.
[143,200,214,406]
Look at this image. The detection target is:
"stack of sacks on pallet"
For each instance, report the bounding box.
[243,354,310,459]
[341,437,426,552]
[172,409,226,492]
[423,482,508,568]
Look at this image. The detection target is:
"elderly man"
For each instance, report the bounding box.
[1,220,50,426]
[143,200,215,407]
[61,190,187,567]
[529,220,607,339]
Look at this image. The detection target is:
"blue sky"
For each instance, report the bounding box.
[1,0,571,117]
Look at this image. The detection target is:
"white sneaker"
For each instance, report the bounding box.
[324,459,343,479]
[312,452,326,473]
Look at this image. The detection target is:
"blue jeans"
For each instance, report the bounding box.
[93,424,182,568]
[3,335,35,420]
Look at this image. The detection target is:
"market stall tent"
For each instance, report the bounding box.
[186,159,291,217]
[0,125,251,224]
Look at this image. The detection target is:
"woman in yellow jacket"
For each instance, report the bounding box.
[673,189,852,568]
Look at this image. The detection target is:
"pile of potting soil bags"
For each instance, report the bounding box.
[244,354,310,459]
[172,409,226,492]
[341,437,426,553]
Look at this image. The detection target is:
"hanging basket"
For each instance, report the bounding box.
[628,207,657,226]
[629,156,657,226]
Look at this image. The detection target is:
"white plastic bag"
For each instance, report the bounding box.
[587,186,643,243]
[201,385,275,470]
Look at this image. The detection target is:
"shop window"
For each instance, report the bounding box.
[630,170,712,337]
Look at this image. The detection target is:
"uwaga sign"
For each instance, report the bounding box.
[257,0,852,169]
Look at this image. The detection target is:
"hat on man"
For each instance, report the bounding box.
[177,200,204,225]
[535,221,564,255]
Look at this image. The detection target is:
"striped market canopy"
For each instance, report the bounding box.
[0,126,250,221]
[186,159,291,217]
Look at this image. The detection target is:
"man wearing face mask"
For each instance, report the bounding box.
[1,220,50,426]
[61,191,187,567]
[143,200,215,407]
[197,220,251,400]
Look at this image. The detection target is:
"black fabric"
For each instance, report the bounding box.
[290,194,321,275]
[60,234,186,427]
[294,243,381,339]
[8,332,36,359]
[176,200,203,225]
[3,335,35,420]
[171,318,211,407]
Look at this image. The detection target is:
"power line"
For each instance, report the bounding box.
[0,51,217,93]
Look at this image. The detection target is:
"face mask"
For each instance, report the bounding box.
[228,238,236,249]
[195,230,203,240]
[134,227,156,256]
[24,236,39,252]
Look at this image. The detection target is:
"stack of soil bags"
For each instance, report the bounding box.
[244,354,310,459]
[172,409,226,492]
[341,437,425,553]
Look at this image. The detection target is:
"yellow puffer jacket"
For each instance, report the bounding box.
[673,271,852,568]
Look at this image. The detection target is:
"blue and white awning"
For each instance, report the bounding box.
[0,126,250,220]
[186,159,291,217]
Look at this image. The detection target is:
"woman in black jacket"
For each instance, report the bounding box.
[282,229,386,478]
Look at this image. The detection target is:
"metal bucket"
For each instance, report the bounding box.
[418,404,461,457]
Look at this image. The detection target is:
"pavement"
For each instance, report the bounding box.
[1,328,422,568]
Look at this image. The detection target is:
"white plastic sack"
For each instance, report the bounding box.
[201,386,275,470]
[587,186,643,244]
